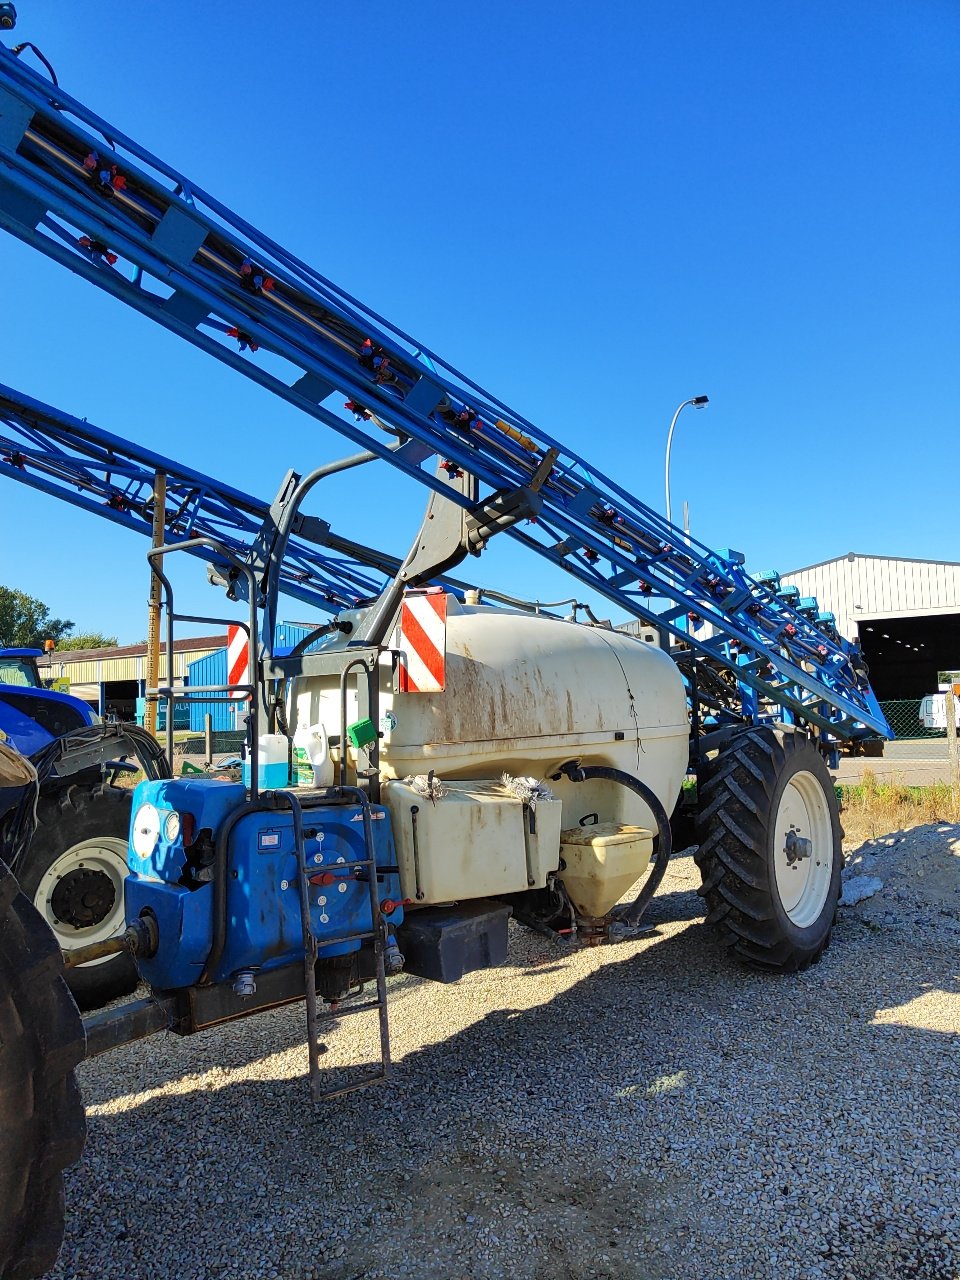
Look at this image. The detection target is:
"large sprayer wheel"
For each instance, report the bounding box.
[694,727,842,972]
[0,858,86,1280]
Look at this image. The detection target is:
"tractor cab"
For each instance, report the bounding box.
[0,647,46,689]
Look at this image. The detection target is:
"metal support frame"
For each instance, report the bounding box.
[145,536,258,787]
[0,383,397,615]
[0,45,890,742]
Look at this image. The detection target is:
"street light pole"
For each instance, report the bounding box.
[664,395,709,526]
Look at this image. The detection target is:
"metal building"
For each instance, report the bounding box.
[39,635,224,719]
[185,622,327,734]
[782,553,960,700]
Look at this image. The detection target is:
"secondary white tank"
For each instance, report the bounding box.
[289,599,690,835]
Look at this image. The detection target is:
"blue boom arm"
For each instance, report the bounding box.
[0,43,889,741]
[0,383,395,614]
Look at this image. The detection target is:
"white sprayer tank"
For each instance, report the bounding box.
[289,600,690,905]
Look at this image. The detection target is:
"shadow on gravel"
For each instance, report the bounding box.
[62,891,960,1280]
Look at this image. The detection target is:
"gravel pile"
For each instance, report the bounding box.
[51,823,960,1280]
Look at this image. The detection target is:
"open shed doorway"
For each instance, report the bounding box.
[857,613,960,700]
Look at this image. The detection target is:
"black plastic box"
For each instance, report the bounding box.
[395,899,512,983]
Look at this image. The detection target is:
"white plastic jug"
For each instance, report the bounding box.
[292,723,334,788]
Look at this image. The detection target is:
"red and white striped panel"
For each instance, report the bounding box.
[227,624,250,701]
[396,591,447,693]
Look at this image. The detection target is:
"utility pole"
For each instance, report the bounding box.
[145,471,166,739]
[946,684,960,805]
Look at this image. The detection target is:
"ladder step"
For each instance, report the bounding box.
[316,996,386,1020]
[317,1068,388,1103]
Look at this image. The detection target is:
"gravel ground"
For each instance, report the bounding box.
[50,822,960,1280]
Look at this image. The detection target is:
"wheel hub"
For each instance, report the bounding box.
[50,867,116,930]
[783,829,812,865]
[773,769,834,928]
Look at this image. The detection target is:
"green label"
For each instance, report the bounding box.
[293,746,313,785]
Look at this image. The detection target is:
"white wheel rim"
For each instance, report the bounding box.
[773,770,834,928]
[33,837,128,966]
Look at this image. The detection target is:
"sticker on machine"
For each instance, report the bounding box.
[350,811,385,822]
[396,590,447,693]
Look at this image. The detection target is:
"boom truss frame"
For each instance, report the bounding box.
[0,44,890,741]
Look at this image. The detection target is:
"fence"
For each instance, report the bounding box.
[132,698,247,767]
[177,729,246,761]
[879,699,954,759]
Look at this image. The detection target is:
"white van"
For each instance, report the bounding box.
[919,693,960,731]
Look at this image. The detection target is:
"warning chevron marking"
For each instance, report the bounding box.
[227,624,250,701]
[397,592,447,693]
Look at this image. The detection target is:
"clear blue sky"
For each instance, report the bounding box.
[2,1,957,642]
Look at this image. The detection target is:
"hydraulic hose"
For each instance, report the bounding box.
[198,797,281,986]
[554,762,673,928]
[199,787,361,987]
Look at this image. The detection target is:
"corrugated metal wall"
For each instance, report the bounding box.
[184,624,321,731]
[48,645,220,685]
[782,555,960,640]
[186,649,241,732]
[273,622,327,655]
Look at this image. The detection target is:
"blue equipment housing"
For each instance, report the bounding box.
[125,777,404,991]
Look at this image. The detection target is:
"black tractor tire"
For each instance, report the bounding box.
[0,858,86,1280]
[694,727,842,973]
[19,783,137,1011]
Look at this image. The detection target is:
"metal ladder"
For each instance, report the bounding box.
[281,787,391,1101]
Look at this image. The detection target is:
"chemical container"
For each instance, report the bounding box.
[292,723,334,787]
[289,600,690,836]
[382,777,562,903]
[241,733,289,791]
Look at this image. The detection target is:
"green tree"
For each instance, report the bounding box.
[57,632,119,652]
[0,587,73,649]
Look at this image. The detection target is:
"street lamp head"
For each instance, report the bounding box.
[692,395,709,408]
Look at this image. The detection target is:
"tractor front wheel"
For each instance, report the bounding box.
[19,783,137,1010]
[694,727,842,972]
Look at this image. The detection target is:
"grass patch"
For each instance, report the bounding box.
[839,769,960,840]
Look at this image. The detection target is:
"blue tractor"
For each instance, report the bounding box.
[0,646,168,1009]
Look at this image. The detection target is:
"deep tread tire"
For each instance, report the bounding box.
[19,783,137,1010]
[694,727,842,972]
[0,858,86,1280]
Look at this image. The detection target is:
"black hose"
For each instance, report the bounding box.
[199,787,358,986]
[553,762,672,928]
[289,618,351,659]
[12,41,59,85]
[198,797,278,986]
